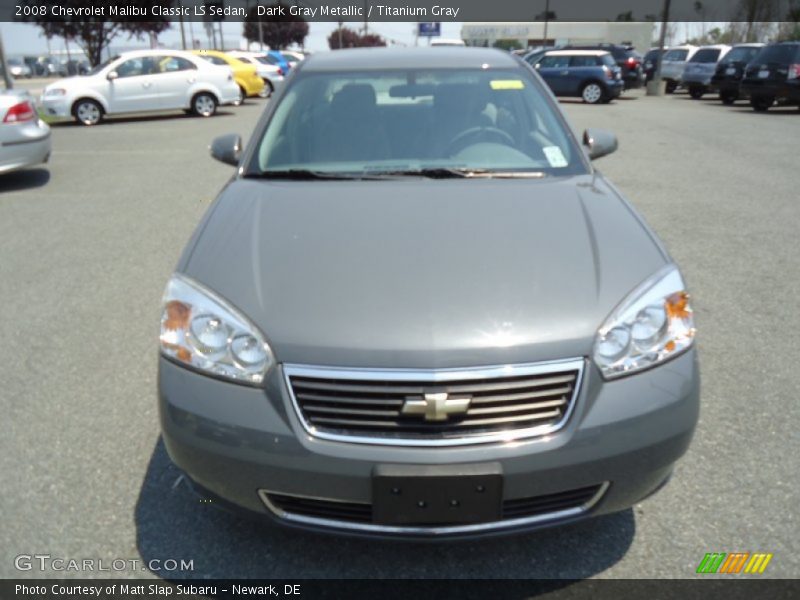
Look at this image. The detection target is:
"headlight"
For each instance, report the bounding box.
[159,274,275,385]
[44,88,66,97]
[593,265,695,379]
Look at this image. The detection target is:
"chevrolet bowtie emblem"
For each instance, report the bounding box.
[401,392,471,422]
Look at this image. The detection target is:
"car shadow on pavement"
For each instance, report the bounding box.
[50,110,238,127]
[0,168,50,192]
[135,438,635,585]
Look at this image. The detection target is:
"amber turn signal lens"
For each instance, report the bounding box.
[163,300,190,331]
[665,291,692,320]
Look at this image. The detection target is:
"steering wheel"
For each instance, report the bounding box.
[445,126,516,156]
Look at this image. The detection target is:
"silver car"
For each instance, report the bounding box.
[0,89,51,175]
[660,45,698,93]
[681,44,731,99]
[158,48,699,538]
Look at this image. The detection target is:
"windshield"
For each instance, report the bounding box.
[689,49,722,63]
[89,56,118,76]
[254,68,585,177]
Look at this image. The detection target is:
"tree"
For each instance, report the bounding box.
[736,0,778,42]
[243,2,309,49]
[493,39,523,51]
[19,0,175,66]
[327,27,386,49]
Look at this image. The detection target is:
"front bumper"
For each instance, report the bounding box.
[158,348,700,538]
[39,96,72,119]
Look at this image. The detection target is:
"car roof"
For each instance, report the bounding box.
[545,50,610,57]
[696,44,731,50]
[116,49,198,59]
[302,47,519,71]
[731,43,765,47]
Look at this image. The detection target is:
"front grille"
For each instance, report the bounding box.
[284,360,583,446]
[262,484,605,529]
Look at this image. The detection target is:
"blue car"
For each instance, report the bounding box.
[263,50,291,75]
[533,50,623,104]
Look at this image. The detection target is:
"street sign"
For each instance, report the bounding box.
[418,22,441,37]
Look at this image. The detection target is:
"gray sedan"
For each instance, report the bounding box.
[158,48,699,539]
[0,89,51,175]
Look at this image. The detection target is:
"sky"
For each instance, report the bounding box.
[1,20,714,58]
[0,21,466,56]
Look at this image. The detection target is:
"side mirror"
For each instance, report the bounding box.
[210,133,242,166]
[582,128,618,160]
[106,71,118,81]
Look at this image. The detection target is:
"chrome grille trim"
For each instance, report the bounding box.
[283,358,584,447]
[258,482,609,536]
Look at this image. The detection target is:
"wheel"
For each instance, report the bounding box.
[581,82,605,104]
[191,92,217,117]
[72,98,103,126]
[688,86,704,99]
[445,126,516,156]
[750,96,773,112]
[232,86,246,106]
[720,91,737,105]
[665,81,677,94]
[259,79,274,98]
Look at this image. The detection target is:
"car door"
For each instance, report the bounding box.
[535,55,571,95]
[568,55,598,94]
[153,55,199,109]
[106,57,161,114]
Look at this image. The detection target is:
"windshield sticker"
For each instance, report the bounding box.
[543,146,568,168]
[489,79,525,90]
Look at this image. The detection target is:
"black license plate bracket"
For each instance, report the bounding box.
[372,463,503,525]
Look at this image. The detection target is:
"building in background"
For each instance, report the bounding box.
[461,22,656,52]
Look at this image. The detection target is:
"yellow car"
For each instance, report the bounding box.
[191,50,265,104]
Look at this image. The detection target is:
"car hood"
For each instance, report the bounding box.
[181,174,668,368]
[45,75,98,91]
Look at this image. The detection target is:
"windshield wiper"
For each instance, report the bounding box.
[245,169,385,181]
[370,168,547,179]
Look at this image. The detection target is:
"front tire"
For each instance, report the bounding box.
[665,80,677,94]
[750,96,773,112]
[191,92,218,118]
[720,91,737,105]
[72,98,103,126]
[260,79,274,98]
[233,86,246,106]
[581,82,605,104]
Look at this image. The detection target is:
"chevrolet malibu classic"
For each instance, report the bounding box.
[158,48,699,538]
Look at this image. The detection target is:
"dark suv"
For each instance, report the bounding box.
[564,44,644,89]
[710,43,764,104]
[740,42,800,111]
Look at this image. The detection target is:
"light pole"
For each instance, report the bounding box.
[648,0,671,96]
[0,32,13,89]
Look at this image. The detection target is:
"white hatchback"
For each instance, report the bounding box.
[40,49,241,126]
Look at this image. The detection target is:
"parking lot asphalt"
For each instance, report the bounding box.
[1,90,799,581]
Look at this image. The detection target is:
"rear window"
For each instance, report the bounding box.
[723,46,761,63]
[601,54,617,67]
[690,49,722,63]
[664,49,689,61]
[753,44,799,65]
